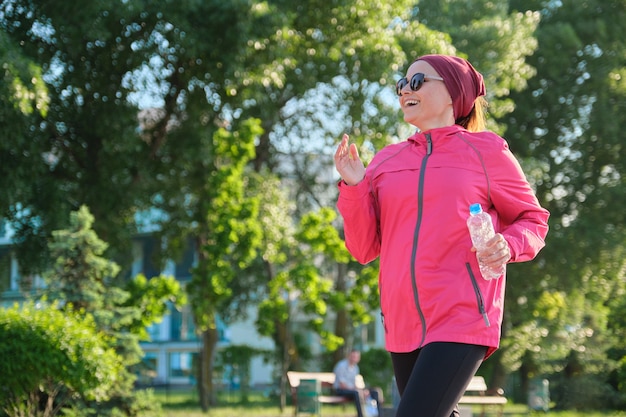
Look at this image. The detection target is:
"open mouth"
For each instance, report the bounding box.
[404,99,419,107]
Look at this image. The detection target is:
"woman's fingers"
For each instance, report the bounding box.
[335,134,350,161]
[334,134,365,185]
[481,234,510,266]
[349,142,359,161]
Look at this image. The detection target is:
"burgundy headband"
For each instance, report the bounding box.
[416,54,486,121]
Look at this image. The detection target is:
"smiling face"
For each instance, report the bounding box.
[398,60,455,131]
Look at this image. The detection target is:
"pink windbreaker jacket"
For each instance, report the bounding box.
[337,125,549,357]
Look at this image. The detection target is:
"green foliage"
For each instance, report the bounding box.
[59,388,163,417]
[2,0,625,411]
[0,29,49,185]
[0,302,123,416]
[124,273,187,340]
[250,172,297,266]
[44,205,120,311]
[500,0,626,407]
[414,0,540,134]
[257,207,378,354]
[179,118,263,408]
[607,249,626,394]
[551,374,620,411]
[359,348,394,396]
[1,0,156,273]
[187,119,263,331]
[296,208,352,264]
[217,345,269,404]
[0,31,49,118]
[38,205,181,415]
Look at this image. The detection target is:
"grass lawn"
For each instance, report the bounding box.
[152,387,626,417]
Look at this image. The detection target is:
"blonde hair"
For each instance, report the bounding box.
[457,96,488,132]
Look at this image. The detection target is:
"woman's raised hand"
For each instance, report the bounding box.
[334,134,365,186]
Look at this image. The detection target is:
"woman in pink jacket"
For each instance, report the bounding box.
[334,54,549,417]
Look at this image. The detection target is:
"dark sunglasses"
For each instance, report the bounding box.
[396,73,444,96]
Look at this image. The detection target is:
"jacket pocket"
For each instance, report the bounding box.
[379,282,388,334]
[465,263,490,327]
[380,311,387,334]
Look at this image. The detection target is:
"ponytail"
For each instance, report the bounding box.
[456,96,487,132]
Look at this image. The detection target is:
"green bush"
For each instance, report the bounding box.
[359,348,394,397]
[0,302,124,417]
[551,375,620,410]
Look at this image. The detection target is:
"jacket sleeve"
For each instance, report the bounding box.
[336,177,381,264]
[488,142,550,263]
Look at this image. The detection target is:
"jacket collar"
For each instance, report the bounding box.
[407,124,465,143]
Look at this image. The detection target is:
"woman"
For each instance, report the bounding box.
[334,54,549,417]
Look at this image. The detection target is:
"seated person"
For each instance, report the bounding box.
[333,349,383,417]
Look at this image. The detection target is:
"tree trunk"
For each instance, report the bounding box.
[197,331,209,411]
[519,361,530,404]
[334,262,350,364]
[488,354,508,394]
[276,309,298,412]
[279,324,289,413]
[197,326,220,411]
[206,327,219,406]
[276,319,295,412]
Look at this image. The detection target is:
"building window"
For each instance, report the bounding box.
[175,238,196,282]
[169,352,195,378]
[146,322,161,341]
[131,240,144,278]
[170,308,182,341]
[170,305,197,341]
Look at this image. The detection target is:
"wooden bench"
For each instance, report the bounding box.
[458,376,507,417]
[286,371,365,415]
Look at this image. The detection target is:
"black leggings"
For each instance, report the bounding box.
[391,342,487,417]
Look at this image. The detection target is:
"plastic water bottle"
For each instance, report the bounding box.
[467,203,504,280]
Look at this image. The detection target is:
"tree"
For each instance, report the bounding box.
[0,28,50,269]
[411,0,540,131]
[7,0,624,409]
[256,205,380,410]
[2,2,263,408]
[295,208,380,358]
[0,0,160,272]
[237,2,542,394]
[0,28,49,178]
[185,121,263,410]
[501,0,626,404]
[42,205,184,415]
[0,302,123,417]
[505,0,626,283]
[121,1,427,407]
[217,345,269,404]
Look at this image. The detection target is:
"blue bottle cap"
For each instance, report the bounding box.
[469,203,482,215]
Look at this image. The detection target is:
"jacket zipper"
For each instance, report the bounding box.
[465,263,491,327]
[410,133,432,346]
